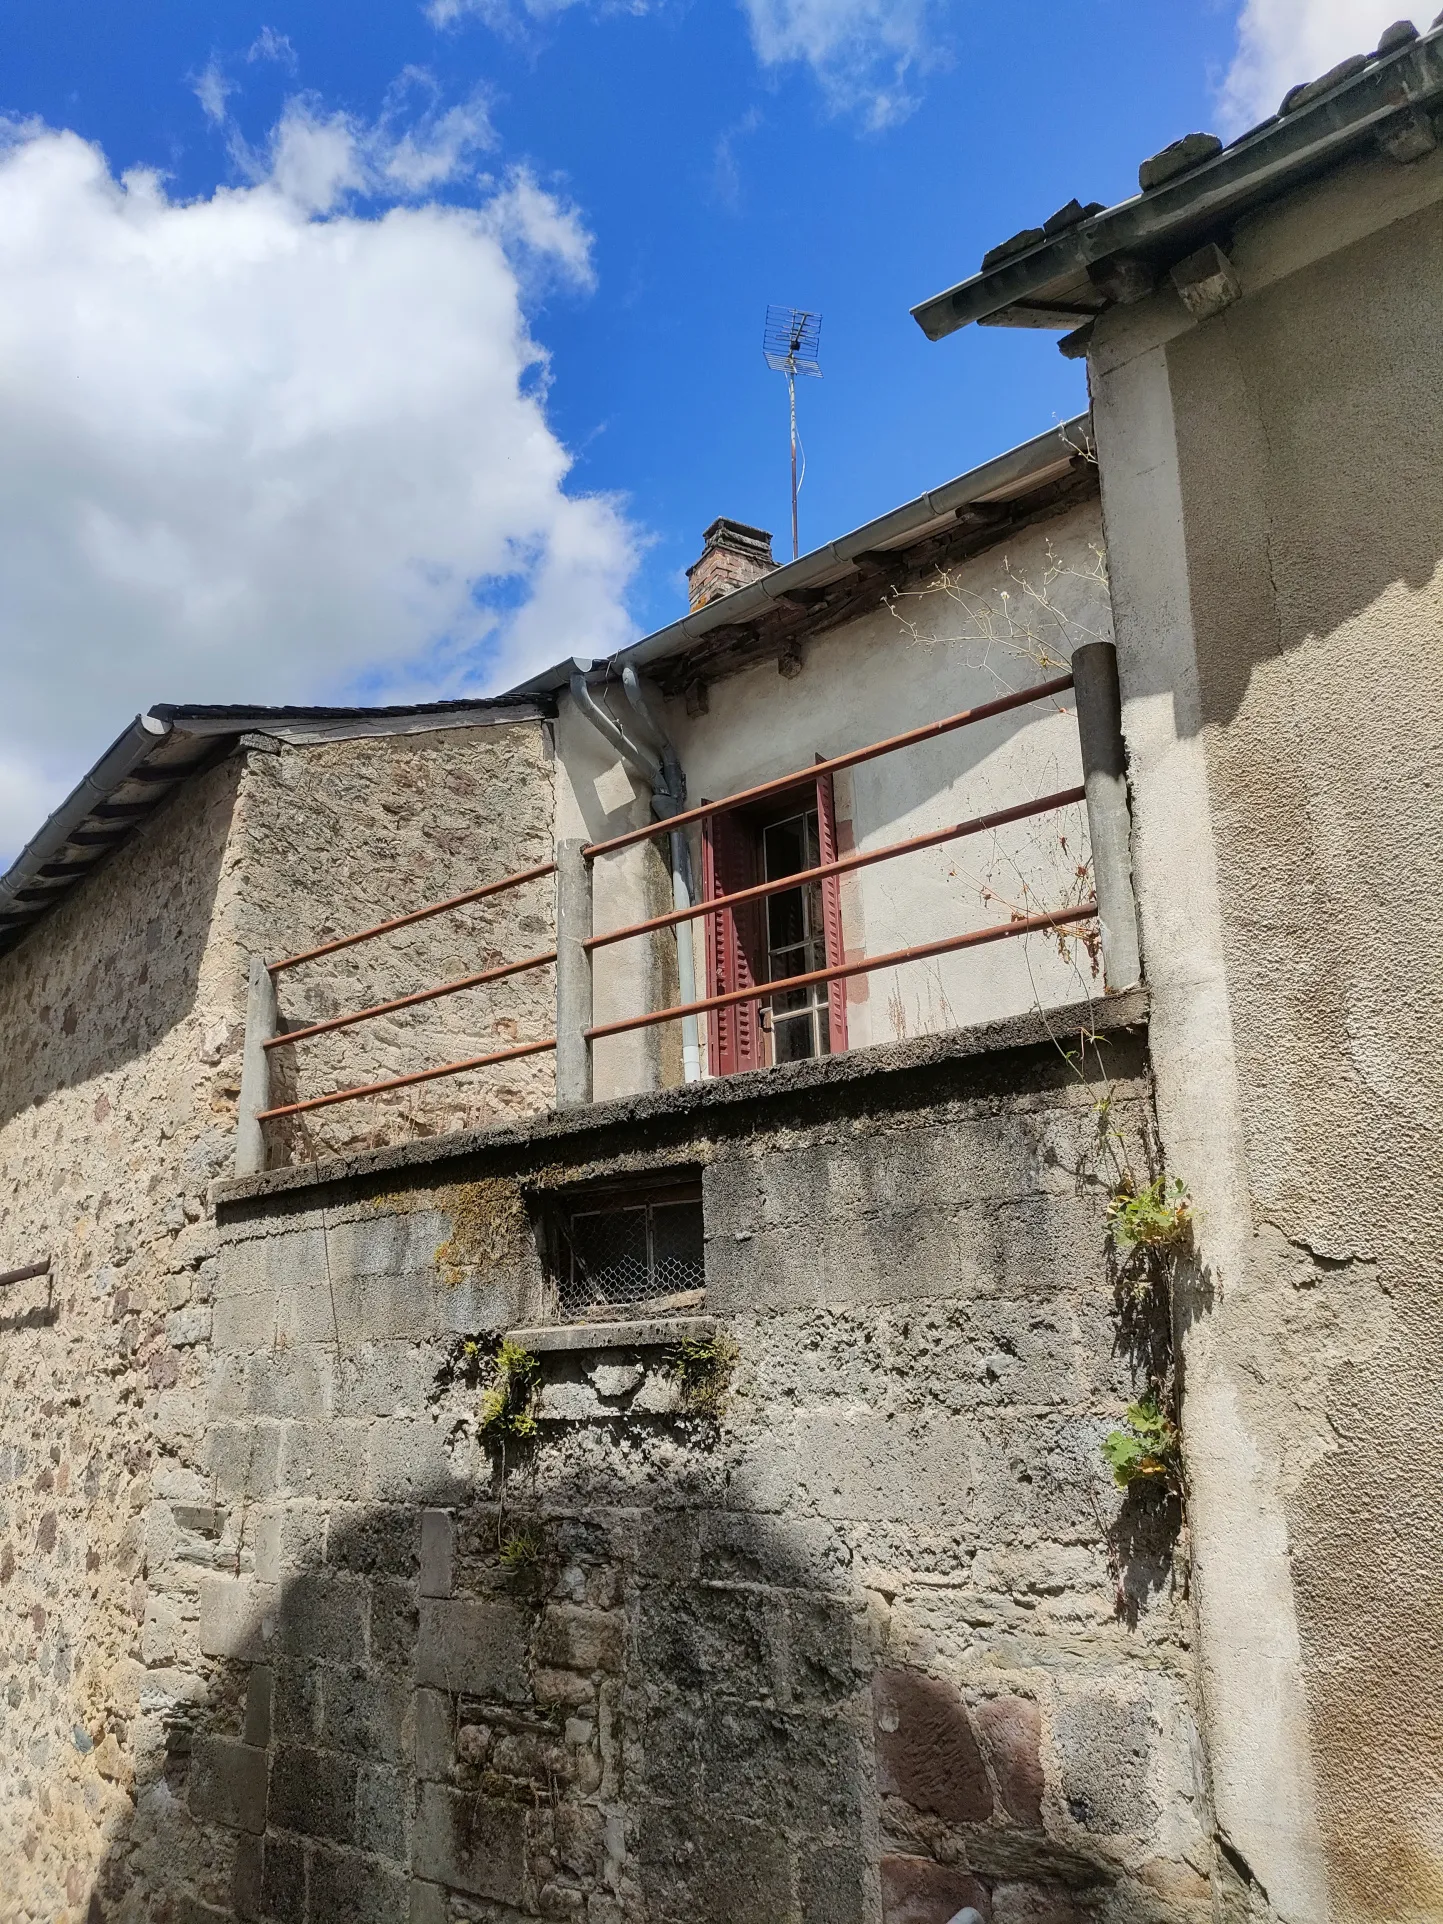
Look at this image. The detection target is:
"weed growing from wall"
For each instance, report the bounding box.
[669,1332,739,1418]
[478,1338,540,1441]
[1102,1394,1184,1497]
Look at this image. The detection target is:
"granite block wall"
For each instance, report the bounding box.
[83,1006,1210,1924]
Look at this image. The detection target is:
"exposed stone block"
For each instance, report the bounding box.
[357,1763,408,1861]
[269,1743,358,1843]
[367,1416,470,1503]
[414,1783,527,1901]
[326,1210,450,1281]
[226,1225,328,1294]
[319,1668,412,1763]
[280,1422,367,1502]
[410,1880,448,1924]
[1052,1691,1157,1836]
[798,1841,867,1924]
[167,1305,213,1348]
[420,1509,454,1599]
[307,1844,409,1924]
[188,1735,268,1833]
[272,1573,368,1664]
[261,1833,308,1920]
[975,1695,1044,1826]
[880,1854,991,1923]
[535,1603,624,1675]
[212,1290,277,1354]
[203,1422,283,1503]
[416,1597,530,1700]
[199,1577,277,1661]
[243,1667,273,1747]
[636,1807,792,1923]
[874,1669,993,1825]
[414,1687,454,1780]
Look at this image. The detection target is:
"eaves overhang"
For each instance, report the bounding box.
[912,22,1443,342]
[505,412,1094,701]
[0,698,545,959]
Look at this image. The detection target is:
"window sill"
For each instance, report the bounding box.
[507,1314,716,1355]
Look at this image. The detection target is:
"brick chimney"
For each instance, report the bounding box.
[686,519,775,612]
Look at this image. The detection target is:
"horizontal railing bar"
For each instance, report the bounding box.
[264,950,558,1050]
[256,1036,558,1121]
[584,786,1086,954]
[584,901,1098,1044]
[0,1257,50,1289]
[269,861,557,973]
[582,673,1075,861]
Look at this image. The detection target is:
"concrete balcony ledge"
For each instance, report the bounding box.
[216,985,1148,1211]
[507,1316,717,1354]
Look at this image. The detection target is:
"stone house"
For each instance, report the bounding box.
[2,20,1441,1924]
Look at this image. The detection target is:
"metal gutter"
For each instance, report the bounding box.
[912,24,1443,340]
[505,414,1092,699]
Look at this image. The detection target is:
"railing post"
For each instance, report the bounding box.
[235,953,278,1176]
[1072,641,1143,991]
[555,839,593,1107]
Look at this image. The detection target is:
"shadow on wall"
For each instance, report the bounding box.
[85,1446,1174,1924]
[0,759,241,1130]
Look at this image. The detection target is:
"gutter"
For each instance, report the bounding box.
[0,713,172,921]
[505,414,1091,700]
[912,24,1443,340]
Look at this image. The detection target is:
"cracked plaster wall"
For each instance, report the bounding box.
[1148,159,1443,1921]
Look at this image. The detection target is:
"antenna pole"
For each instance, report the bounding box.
[788,366,799,560]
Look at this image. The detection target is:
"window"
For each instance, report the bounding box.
[551,1179,705,1322]
[702,772,848,1075]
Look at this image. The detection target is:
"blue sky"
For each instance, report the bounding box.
[0,0,1405,850]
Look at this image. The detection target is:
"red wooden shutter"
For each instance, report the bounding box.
[702,810,765,1076]
[814,771,848,1053]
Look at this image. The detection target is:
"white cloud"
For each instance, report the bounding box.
[1218,0,1412,135]
[740,0,944,127]
[0,112,639,859]
[427,0,943,126]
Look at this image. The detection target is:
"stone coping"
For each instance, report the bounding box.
[215,985,1148,1210]
[506,1316,717,1354]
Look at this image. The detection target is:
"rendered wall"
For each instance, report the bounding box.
[87,1000,1215,1924]
[1161,173,1443,1922]
[564,500,1110,1099]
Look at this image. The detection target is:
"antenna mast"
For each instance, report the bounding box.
[763,306,822,560]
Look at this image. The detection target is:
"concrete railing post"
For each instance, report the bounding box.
[235,953,279,1177]
[555,838,594,1108]
[1072,641,1143,992]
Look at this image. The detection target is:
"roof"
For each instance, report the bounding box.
[507,412,1095,700]
[912,18,1443,342]
[0,698,543,957]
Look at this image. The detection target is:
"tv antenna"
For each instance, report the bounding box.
[763,305,822,560]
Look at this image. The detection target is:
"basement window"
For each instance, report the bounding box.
[550,1178,705,1323]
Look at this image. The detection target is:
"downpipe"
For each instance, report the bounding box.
[568,662,703,1083]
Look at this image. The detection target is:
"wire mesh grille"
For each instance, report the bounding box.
[557,1194,704,1321]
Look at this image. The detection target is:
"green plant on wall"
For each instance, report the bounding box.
[478,1338,540,1440]
[1108,1175,1193,1255]
[1102,1394,1184,1497]
[499,1525,545,1577]
[670,1331,740,1417]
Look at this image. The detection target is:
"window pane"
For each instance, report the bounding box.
[773,1010,819,1062]
[651,1202,705,1296]
[763,813,808,879]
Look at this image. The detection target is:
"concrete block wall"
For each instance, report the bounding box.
[82,999,1210,1923]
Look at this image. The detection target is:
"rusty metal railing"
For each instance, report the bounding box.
[235,860,558,1171]
[554,650,1138,1106]
[235,643,1140,1171]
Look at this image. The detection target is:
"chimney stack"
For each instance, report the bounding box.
[686,519,775,613]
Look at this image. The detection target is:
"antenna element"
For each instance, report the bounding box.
[763,306,822,560]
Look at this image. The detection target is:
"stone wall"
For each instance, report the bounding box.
[95,997,1212,1924]
[235,722,557,1162]
[0,716,557,1924]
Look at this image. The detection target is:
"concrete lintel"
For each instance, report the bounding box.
[507,1316,716,1354]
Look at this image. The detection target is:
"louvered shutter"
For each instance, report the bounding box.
[814,771,849,1053]
[701,809,765,1075]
